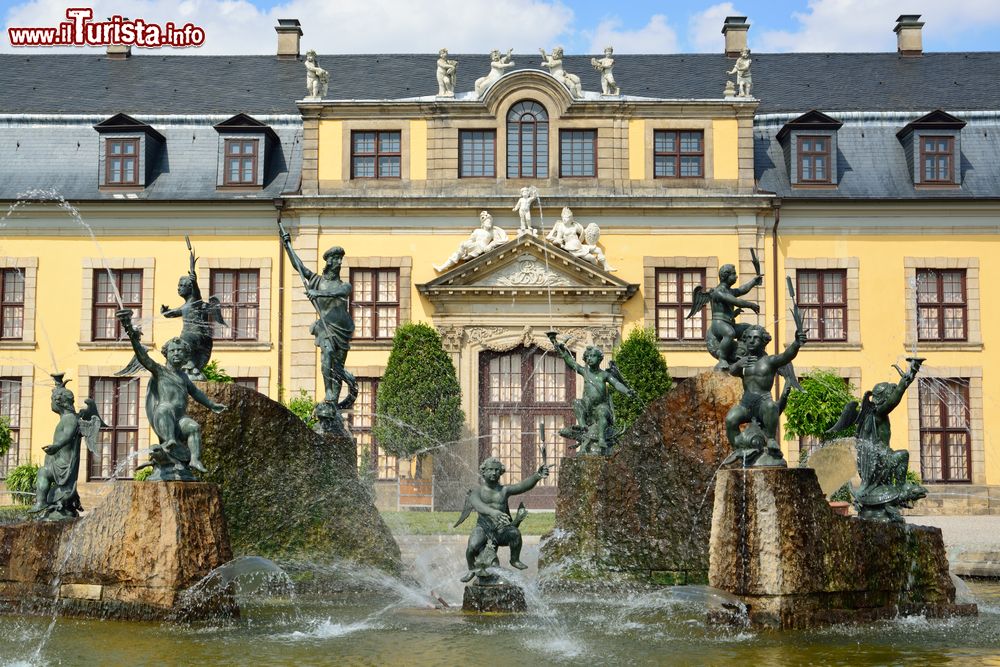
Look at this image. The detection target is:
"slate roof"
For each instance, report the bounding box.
[0,117,301,201]
[1,52,999,114]
[755,113,1000,199]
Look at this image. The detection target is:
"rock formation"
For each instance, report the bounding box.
[539,372,740,586]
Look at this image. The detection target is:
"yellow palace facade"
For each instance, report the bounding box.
[0,16,998,511]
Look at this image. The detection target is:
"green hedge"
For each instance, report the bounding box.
[612,327,673,431]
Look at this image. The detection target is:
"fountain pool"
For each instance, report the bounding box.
[1,577,998,665]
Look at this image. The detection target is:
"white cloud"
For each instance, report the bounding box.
[584,14,678,54]
[2,0,575,54]
[756,0,1000,53]
[687,2,739,53]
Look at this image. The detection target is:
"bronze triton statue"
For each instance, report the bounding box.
[117,309,226,480]
[455,457,549,584]
[30,374,105,520]
[827,357,928,521]
[546,330,634,455]
[279,222,358,433]
[687,252,763,370]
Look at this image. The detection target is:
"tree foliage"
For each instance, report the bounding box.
[0,417,11,460]
[201,360,233,383]
[284,389,318,429]
[374,323,464,464]
[611,327,673,430]
[4,462,38,503]
[783,369,858,441]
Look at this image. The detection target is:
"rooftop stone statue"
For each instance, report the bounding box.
[591,46,620,96]
[455,456,548,584]
[547,330,634,455]
[474,49,515,98]
[727,48,753,97]
[540,47,583,98]
[433,211,509,273]
[436,48,458,97]
[827,357,929,521]
[304,50,329,100]
[117,309,226,480]
[30,374,104,521]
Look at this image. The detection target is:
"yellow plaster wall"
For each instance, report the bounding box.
[628,119,645,180]
[318,120,343,182]
[712,119,739,181]
[779,233,1000,485]
[409,120,427,181]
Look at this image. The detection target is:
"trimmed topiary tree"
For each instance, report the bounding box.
[374,323,464,478]
[784,369,858,443]
[611,327,673,431]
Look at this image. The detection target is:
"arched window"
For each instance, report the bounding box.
[506,101,548,178]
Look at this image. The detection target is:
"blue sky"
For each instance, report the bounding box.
[3,0,999,54]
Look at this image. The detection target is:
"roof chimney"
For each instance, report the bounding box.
[894,14,924,56]
[275,19,302,59]
[106,43,131,60]
[722,16,749,57]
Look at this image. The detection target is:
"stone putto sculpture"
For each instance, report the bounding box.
[117,309,227,480]
[591,46,620,96]
[727,48,752,97]
[547,330,634,455]
[279,223,359,433]
[474,49,515,98]
[687,258,763,370]
[540,47,583,98]
[433,211,509,273]
[511,186,540,236]
[436,48,458,97]
[546,207,615,272]
[826,358,929,522]
[30,374,104,521]
[454,456,549,583]
[304,49,329,100]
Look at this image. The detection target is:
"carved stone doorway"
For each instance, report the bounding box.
[479,346,575,509]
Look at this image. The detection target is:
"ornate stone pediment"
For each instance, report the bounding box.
[418,235,636,300]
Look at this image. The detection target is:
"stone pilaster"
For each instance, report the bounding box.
[288,225,320,398]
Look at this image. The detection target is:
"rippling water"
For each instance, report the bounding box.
[2,580,999,666]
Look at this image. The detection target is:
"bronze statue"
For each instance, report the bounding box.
[30,374,104,520]
[455,457,548,584]
[279,223,358,432]
[726,324,807,468]
[687,254,763,370]
[117,309,226,480]
[827,357,928,521]
[546,330,635,455]
[117,237,223,381]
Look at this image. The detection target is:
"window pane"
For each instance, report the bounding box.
[378,156,400,178]
[560,130,596,177]
[654,132,675,153]
[679,156,702,177]
[459,130,496,178]
[489,414,522,480]
[377,271,397,301]
[379,132,401,153]
[353,270,373,302]
[654,156,675,177]
[353,157,375,178]
[353,133,375,153]
[679,132,702,153]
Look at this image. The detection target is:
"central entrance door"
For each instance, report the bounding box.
[479,346,576,509]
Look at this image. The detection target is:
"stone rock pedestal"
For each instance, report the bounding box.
[708,467,978,628]
[0,481,234,621]
[539,372,739,586]
[462,583,527,613]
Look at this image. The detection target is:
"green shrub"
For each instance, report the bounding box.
[201,360,233,383]
[0,416,11,460]
[5,462,38,504]
[611,327,673,430]
[784,369,858,441]
[374,323,464,476]
[830,482,853,503]
[285,389,317,429]
[133,466,153,481]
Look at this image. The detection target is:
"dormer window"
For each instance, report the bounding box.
[796,136,831,183]
[214,113,278,189]
[224,138,259,186]
[776,110,843,188]
[919,136,954,183]
[896,109,965,187]
[93,113,164,190]
[106,138,140,185]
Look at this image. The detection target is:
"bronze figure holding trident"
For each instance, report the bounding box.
[278,221,358,431]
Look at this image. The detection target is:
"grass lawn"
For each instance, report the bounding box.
[380,510,555,536]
